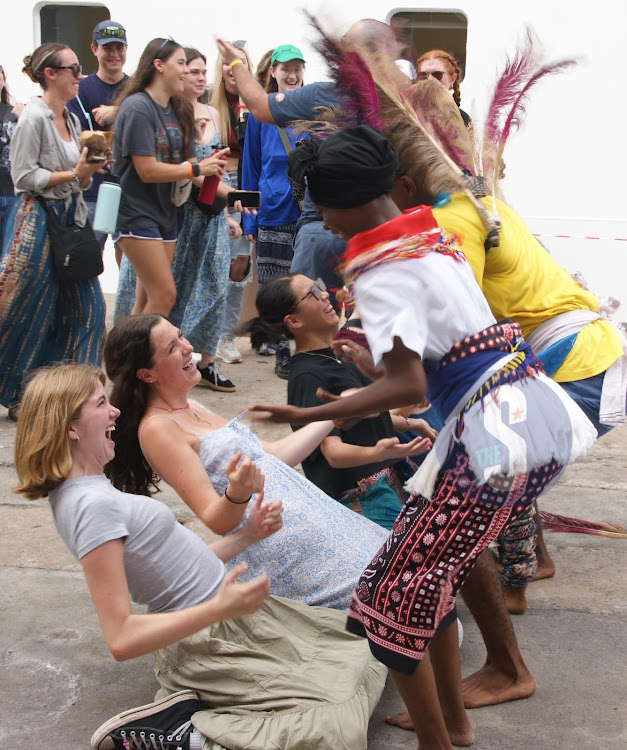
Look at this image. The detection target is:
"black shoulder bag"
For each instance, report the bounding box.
[36,196,103,283]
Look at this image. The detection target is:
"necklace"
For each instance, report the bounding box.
[150,402,211,425]
[301,351,342,364]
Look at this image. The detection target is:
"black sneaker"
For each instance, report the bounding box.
[275,347,291,380]
[91,689,199,749]
[196,361,236,392]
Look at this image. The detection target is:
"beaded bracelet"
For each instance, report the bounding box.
[229,59,244,71]
[224,487,252,504]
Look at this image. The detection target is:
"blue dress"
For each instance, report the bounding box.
[162,413,389,610]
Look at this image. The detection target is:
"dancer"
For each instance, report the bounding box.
[0,43,107,419]
[13,363,386,750]
[249,126,596,750]
[104,313,390,610]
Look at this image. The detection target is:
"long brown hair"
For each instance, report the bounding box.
[104,314,164,496]
[114,38,194,156]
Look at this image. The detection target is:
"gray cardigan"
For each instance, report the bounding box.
[10,96,90,226]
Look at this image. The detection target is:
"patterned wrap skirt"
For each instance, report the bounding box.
[256,222,297,285]
[346,324,596,674]
[0,194,105,407]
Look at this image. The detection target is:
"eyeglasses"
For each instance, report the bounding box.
[288,278,327,313]
[156,36,177,54]
[50,64,82,77]
[231,40,247,50]
[98,26,126,39]
[417,70,446,81]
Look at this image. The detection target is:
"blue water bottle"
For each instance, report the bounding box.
[93,173,121,234]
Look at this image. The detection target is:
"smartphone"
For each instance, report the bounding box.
[228,190,261,208]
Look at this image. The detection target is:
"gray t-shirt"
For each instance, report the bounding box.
[49,474,224,613]
[112,91,194,234]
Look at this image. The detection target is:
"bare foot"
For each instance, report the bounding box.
[501,583,528,614]
[532,558,555,581]
[462,663,536,708]
[385,711,413,730]
[385,712,475,746]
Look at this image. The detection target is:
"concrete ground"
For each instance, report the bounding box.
[0,302,626,748]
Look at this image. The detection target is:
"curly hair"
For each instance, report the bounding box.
[103,313,164,496]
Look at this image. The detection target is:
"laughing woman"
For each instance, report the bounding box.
[111,38,228,317]
[0,43,107,419]
[13,363,386,750]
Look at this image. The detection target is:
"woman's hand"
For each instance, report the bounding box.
[241,492,284,542]
[245,233,257,243]
[248,403,307,424]
[224,450,264,502]
[194,115,210,143]
[215,38,241,66]
[74,146,113,183]
[11,102,26,118]
[213,562,270,619]
[407,418,438,442]
[198,147,229,177]
[227,215,242,239]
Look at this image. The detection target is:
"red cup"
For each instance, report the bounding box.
[197,148,228,205]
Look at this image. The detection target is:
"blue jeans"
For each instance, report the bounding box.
[0,195,18,258]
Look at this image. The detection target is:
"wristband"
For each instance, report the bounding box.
[71,168,80,183]
[186,161,194,179]
[224,487,252,504]
[229,59,244,71]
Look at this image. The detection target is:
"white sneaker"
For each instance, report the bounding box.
[216,336,242,364]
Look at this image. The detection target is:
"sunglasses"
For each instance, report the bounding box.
[417,70,446,82]
[231,40,247,50]
[156,36,177,54]
[50,64,82,77]
[98,26,126,39]
[289,278,327,313]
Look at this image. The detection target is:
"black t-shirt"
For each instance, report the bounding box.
[0,103,18,197]
[288,348,398,498]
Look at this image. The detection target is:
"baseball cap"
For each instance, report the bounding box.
[271,44,306,65]
[92,21,128,45]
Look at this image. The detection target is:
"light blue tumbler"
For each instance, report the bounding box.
[93,174,121,234]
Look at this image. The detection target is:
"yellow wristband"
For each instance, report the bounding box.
[229,58,244,71]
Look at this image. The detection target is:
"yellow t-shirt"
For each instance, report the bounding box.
[433,194,622,382]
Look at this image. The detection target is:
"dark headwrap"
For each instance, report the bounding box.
[287,125,398,209]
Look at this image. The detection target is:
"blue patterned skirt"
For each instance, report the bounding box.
[0,195,105,407]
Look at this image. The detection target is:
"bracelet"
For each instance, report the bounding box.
[235,104,248,110]
[404,416,411,429]
[229,59,244,71]
[224,487,252,504]
[70,168,80,183]
[230,532,247,550]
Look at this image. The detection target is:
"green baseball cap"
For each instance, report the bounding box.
[271,44,306,65]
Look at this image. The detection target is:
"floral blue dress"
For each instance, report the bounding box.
[143,411,390,610]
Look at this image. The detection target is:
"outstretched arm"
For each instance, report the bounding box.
[260,420,336,466]
[82,540,269,661]
[320,434,432,469]
[250,338,427,424]
[215,38,274,123]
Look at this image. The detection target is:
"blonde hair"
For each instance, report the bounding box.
[210,46,253,145]
[13,364,106,500]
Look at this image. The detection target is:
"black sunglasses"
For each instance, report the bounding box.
[417,70,446,82]
[99,26,126,39]
[288,278,327,313]
[50,64,82,77]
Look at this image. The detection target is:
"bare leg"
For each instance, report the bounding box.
[389,656,454,750]
[118,237,177,316]
[460,549,536,708]
[386,621,474,746]
[532,502,556,580]
[501,583,528,615]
